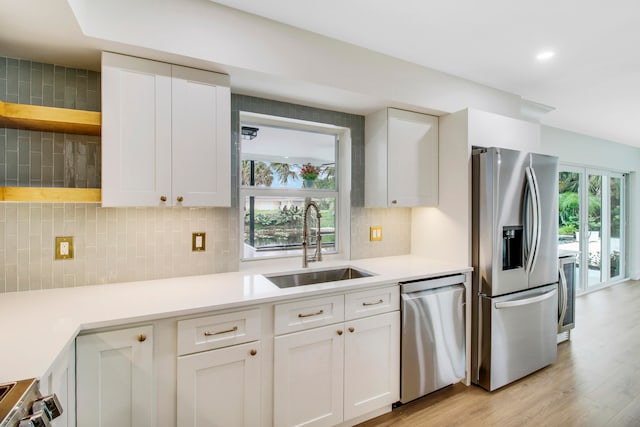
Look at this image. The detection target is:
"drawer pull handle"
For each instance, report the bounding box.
[204,326,238,336]
[298,309,324,318]
[362,299,384,306]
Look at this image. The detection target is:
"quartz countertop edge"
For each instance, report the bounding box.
[0,255,471,383]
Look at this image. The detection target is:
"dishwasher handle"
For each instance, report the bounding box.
[400,273,466,294]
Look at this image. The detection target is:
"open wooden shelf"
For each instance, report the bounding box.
[0,187,101,202]
[0,100,101,135]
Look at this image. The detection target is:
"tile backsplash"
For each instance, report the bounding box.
[0,56,411,293]
[0,203,236,292]
[350,207,412,259]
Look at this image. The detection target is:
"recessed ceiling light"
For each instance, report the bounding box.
[536,51,555,61]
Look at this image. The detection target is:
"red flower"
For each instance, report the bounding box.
[300,163,319,180]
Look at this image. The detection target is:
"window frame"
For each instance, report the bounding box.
[238,112,351,263]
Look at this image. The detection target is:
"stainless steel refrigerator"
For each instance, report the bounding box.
[471,147,559,391]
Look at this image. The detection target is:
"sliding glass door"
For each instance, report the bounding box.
[609,175,624,281]
[558,167,626,293]
[587,173,602,287]
[559,168,583,290]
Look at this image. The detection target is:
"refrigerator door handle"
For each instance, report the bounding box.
[524,166,542,272]
[558,266,568,327]
[494,288,557,309]
[530,166,543,270]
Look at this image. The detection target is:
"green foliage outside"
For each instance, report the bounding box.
[245,205,336,246]
[559,172,604,235]
[559,172,623,274]
[241,160,335,189]
[558,172,621,237]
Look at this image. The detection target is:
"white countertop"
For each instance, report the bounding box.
[0,255,471,383]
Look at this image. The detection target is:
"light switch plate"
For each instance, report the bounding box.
[192,232,206,252]
[369,226,383,241]
[55,236,74,260]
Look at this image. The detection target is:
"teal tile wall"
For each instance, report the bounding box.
[0,56,101,188]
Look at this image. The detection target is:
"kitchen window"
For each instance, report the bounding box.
[240,112,350,261]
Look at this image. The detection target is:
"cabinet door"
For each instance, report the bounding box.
[76,325,154,427]
[387,109,438,206]
[274,325,344,427]
[176,341,261,427]
[101,52,172,207]
[42,343,75,427]
[344,311,400,421]
[171,66,230,207]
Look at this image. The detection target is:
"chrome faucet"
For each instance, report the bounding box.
[302,201,323,268]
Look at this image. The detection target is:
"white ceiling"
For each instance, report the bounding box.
[1,0,639,148]
[210,0,640,147]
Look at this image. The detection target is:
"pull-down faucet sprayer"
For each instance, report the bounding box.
[302,201,322,268]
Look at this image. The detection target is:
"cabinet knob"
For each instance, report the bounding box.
[348,327,355,333]
[137,334,147,342]
[391,199,397,204]
[337,330,343,336]
[160,196,167,202]
[250,349,257,356]
[177,196,184,203]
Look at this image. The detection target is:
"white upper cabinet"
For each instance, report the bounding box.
[171,65,230,207]
[365,108,438,207]
[101,52,230,207]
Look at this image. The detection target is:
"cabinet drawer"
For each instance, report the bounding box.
[345,286,399,320]
[275,295,345,335]
[178,308,261,356]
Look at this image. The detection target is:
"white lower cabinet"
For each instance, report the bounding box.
[344,312,399,421]
[274,324,345,427]
[176,342,262,427]
[274,287,400,427]
[42,343,75,427]
[71,288,399,427]
[76,325,155,427]
[176,309,263,427]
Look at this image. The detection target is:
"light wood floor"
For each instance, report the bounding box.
[358,280,640,427]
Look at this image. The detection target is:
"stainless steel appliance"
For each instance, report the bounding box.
[471,147,559,391]
[0,379,62,427]
[399,274,466,403]
[558,253,577,340]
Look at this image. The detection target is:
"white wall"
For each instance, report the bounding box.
[540,126,640,279]
[412,109,541,266]
[412,110,470,266]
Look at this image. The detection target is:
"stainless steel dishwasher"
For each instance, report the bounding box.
[399,274,466,403]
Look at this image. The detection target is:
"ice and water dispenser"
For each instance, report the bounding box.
[502,226,523,270]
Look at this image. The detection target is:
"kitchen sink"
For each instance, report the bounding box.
[266,267,373,289]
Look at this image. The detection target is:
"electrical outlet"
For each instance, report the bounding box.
[55,236,74,260]
[369,226,383,241]
[192,232,206,252]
